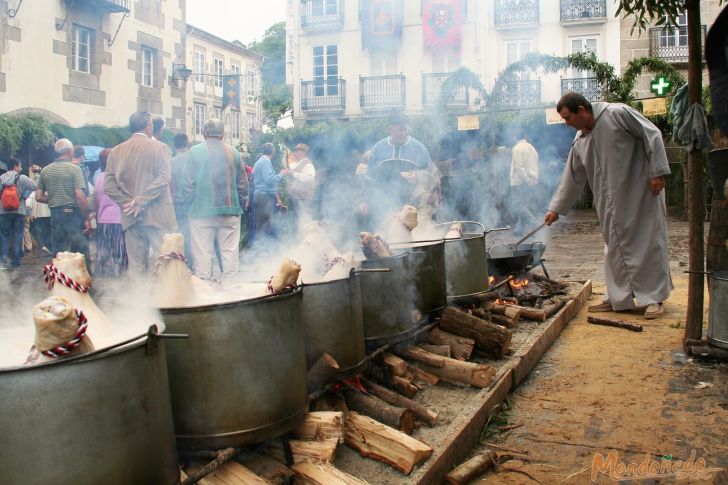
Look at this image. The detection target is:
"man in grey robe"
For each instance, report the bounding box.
[544,92,673,319]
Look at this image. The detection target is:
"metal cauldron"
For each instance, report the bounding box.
[440,221,490,303]
[0,327,179,485]
[160,288,308,450]
[709,270,728,349]
[359,252,419,345]
[301,270,366,375]
[390,239,447,314]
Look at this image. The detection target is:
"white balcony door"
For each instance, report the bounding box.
[313,44,338,96]
[569,35,599,78]
[370,49,397,76]
[660,11,687,47]
[194,51,206,93]
[213,57,224,97]
[505,40,532,80]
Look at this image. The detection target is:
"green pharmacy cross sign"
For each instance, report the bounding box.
[650,76,671,96]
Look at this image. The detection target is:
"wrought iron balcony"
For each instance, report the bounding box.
[301,79,346,113]
[494,0,539,27]
[560,0,606,23]
[422,73,469,108]
[493,79,541,109]
[65,0,130,13]
[360,75,406,110]
[649,25,706,64]
[301,0,344,31]
[561,77,604,102]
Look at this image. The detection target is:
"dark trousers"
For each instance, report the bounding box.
[30,217,51,249]
[253,193,276,239]
[50,206,89,265]
[0,213,25,267]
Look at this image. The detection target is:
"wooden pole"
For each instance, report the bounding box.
[684,0,706,345]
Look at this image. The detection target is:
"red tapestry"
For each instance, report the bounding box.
[422,0,464,53]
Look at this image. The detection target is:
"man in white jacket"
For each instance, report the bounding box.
[287,143,316,224]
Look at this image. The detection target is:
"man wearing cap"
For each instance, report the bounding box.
[366,112,434,228]
[286,143,316,224]
[180,118,248,283]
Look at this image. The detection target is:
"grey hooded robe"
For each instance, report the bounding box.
[549,102,674,310]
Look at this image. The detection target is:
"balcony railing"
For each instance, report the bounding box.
[561,77,604,102]
[301,0,344,30]
[301,79,346,113]
[360,75,405,110]
[560,0,606,23]
[649,25,706,64]
[422,73,469,107]
[493,79,541,109]
[494,0,539,27]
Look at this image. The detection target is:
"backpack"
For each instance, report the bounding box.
[1,173,21,211]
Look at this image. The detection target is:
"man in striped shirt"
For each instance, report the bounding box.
[36,138,89,264]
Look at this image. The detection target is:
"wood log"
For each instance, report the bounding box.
[311,393,348,413]
[444,451,499,485]
[490,303,545,322]
[392,376,418,398]
[344,390,415,434]
[427,328,474,361]
[182,448,241,485]
[344,412,433,475]
[440,307,512,358]
[528,273,567,289]
[195,461,273,485]
[688,344,728,362]
[418,344,451,357]
[361,378,438,426]
[291,411,344,443]
[307,353,340,394]
[544,299,567,318]
[291,461,369,485]
[408,364,439,385]
[587,316,643,332]
[392,346,445,367]
[263,438,338,464]
[235,452,295,485]
[382,352,407,377]
[415,357,495,388]
[489,312,518,328]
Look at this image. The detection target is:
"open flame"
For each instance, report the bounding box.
[509,278,530,290]
[494,298,513,306]
[488,276,495,285]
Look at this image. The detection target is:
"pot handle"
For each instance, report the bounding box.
[354,268,391,274]
[485,226,511,235]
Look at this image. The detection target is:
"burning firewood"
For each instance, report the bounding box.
[444,222,463,239]
[344,389,415,435]
[385,205,419,243]
[269,258,301,293]
[43,252,114,346]
[360,232,392,259]
[440,307,512,358]
[291,461,369,485]
[344,412,433,475]
[29,296,95,363]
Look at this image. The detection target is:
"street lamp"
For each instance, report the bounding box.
[172,63,193,82]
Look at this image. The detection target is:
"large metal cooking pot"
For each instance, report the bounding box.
[301,271,366,375]
[390,239,447,314]
[0,327,179,485]
[487,242,546,276]
[440,221,490,302]
[709,270,728,349]
[160,288,308,450]
[359,252,419,345]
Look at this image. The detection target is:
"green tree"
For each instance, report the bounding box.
[248,22,292,126]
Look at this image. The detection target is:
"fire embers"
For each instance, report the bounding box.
[360,232,392,259]
[490,273,568,307]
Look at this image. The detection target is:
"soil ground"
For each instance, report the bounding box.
[470,209,728,485]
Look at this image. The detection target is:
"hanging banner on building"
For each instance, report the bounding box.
[361,0,404,50]
[422,0,464,53]
[221,74,241,111]
[545,108,566,125]
[641,97,668,116]
[457,114,480,131]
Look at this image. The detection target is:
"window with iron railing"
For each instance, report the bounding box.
[561,77,604,102]
[494,0,539,27]
[649,24,706,63]
[493,79,541,108]
[301,0,344,30]
[560,0,606,23]
[422,73,468,107]
[360,75,405,109]
[301,79,346,112]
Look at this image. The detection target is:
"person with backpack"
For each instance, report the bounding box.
[0,158,37,270]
